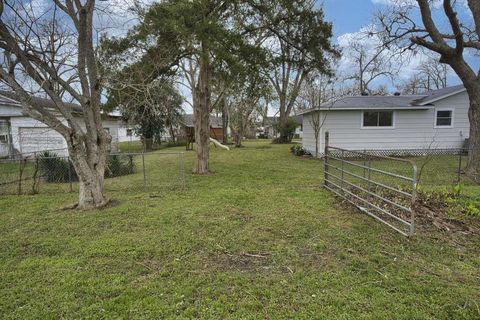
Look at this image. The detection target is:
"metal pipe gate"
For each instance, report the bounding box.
[323,132,418,237]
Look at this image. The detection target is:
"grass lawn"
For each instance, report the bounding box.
[1,141,479,319]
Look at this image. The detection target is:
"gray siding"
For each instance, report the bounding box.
[303,91,470,155]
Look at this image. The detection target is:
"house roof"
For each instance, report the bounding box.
[0,90,84,114]
[263,115,303,126]
[0,90,119,119]
[182,114,223,128]
[414,84,465,105]
[300,85,466,115]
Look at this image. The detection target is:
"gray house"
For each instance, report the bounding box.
[302,85,470,155]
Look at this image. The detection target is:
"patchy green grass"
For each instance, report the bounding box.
[118,140,187,153]
[1,141,479,319]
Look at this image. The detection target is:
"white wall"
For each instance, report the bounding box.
[118,125,141,142]
[303,91,470,155]
[9,116,120,156]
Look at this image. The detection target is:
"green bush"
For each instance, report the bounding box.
[38,151,76,183]
[38,152,135,183]
[105,154,135,178]
[290,145,310,156]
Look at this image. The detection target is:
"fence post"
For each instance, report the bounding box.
[32,155,39,194]
[17,158,25,195]
[340,149,345,194]
[363,149,367,178]
[323,131,329,187]
[142,153,146,188]
[410,162,418,236]
[367,156,372,193]
[457,151,462,184]
[67,157,73,192]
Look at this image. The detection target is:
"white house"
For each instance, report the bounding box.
[118,124,141,143]
[302,85,470,155]
[0,91,120,158]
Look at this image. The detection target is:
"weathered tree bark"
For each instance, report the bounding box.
[193,44,211,174]
[232,129,242,148]
[222,97,229,145]
[71,153,107,209]
[443,57,480,181]
[464,85,480,181]
[67,124,111,209]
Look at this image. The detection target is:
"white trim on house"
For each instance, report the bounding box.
[433,108,454,129]
[417,87,466,105]
[360,110,396,129]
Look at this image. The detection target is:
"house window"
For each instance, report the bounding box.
[362,111,394,128]
[126,128,133,136]
[435,109,453,127]
[0,121,8,144]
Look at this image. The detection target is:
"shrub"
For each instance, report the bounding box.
[105,154,135,178]
[38,152,135,183]
[290,145,310,156]
[38,151,76,183]
[465,202,480,216]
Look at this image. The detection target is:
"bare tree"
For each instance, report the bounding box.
[339,30,399,95]
[397,55,448,94]
[0,0,114,209]
[297,74,333,157]
[377,0,480,181]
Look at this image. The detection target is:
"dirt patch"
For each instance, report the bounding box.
[208,252,272,272]
[414,193,480,236]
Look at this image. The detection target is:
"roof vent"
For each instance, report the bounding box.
[394,92,401,96]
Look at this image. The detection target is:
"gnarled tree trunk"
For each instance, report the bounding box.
[465,86,480,182]
[68,131,111,209]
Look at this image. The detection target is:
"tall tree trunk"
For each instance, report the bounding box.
[276,107,288,143]
[222,98,228,145]
[233,129,242,148]
[169,124,176,144]
[193,44,211,174]
[465,86,480,182]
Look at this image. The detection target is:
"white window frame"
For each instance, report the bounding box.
[434,108,454,128]
[361,110,395,129]
[0,120,9,143]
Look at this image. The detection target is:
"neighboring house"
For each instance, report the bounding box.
[0,91,120,158]
[261,115,303,139]
[181,114,224,139]
[118,124,141,143]
[302,85,470,156]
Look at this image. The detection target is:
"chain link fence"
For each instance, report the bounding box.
[328,148,470,188]
[0,150,185,196]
